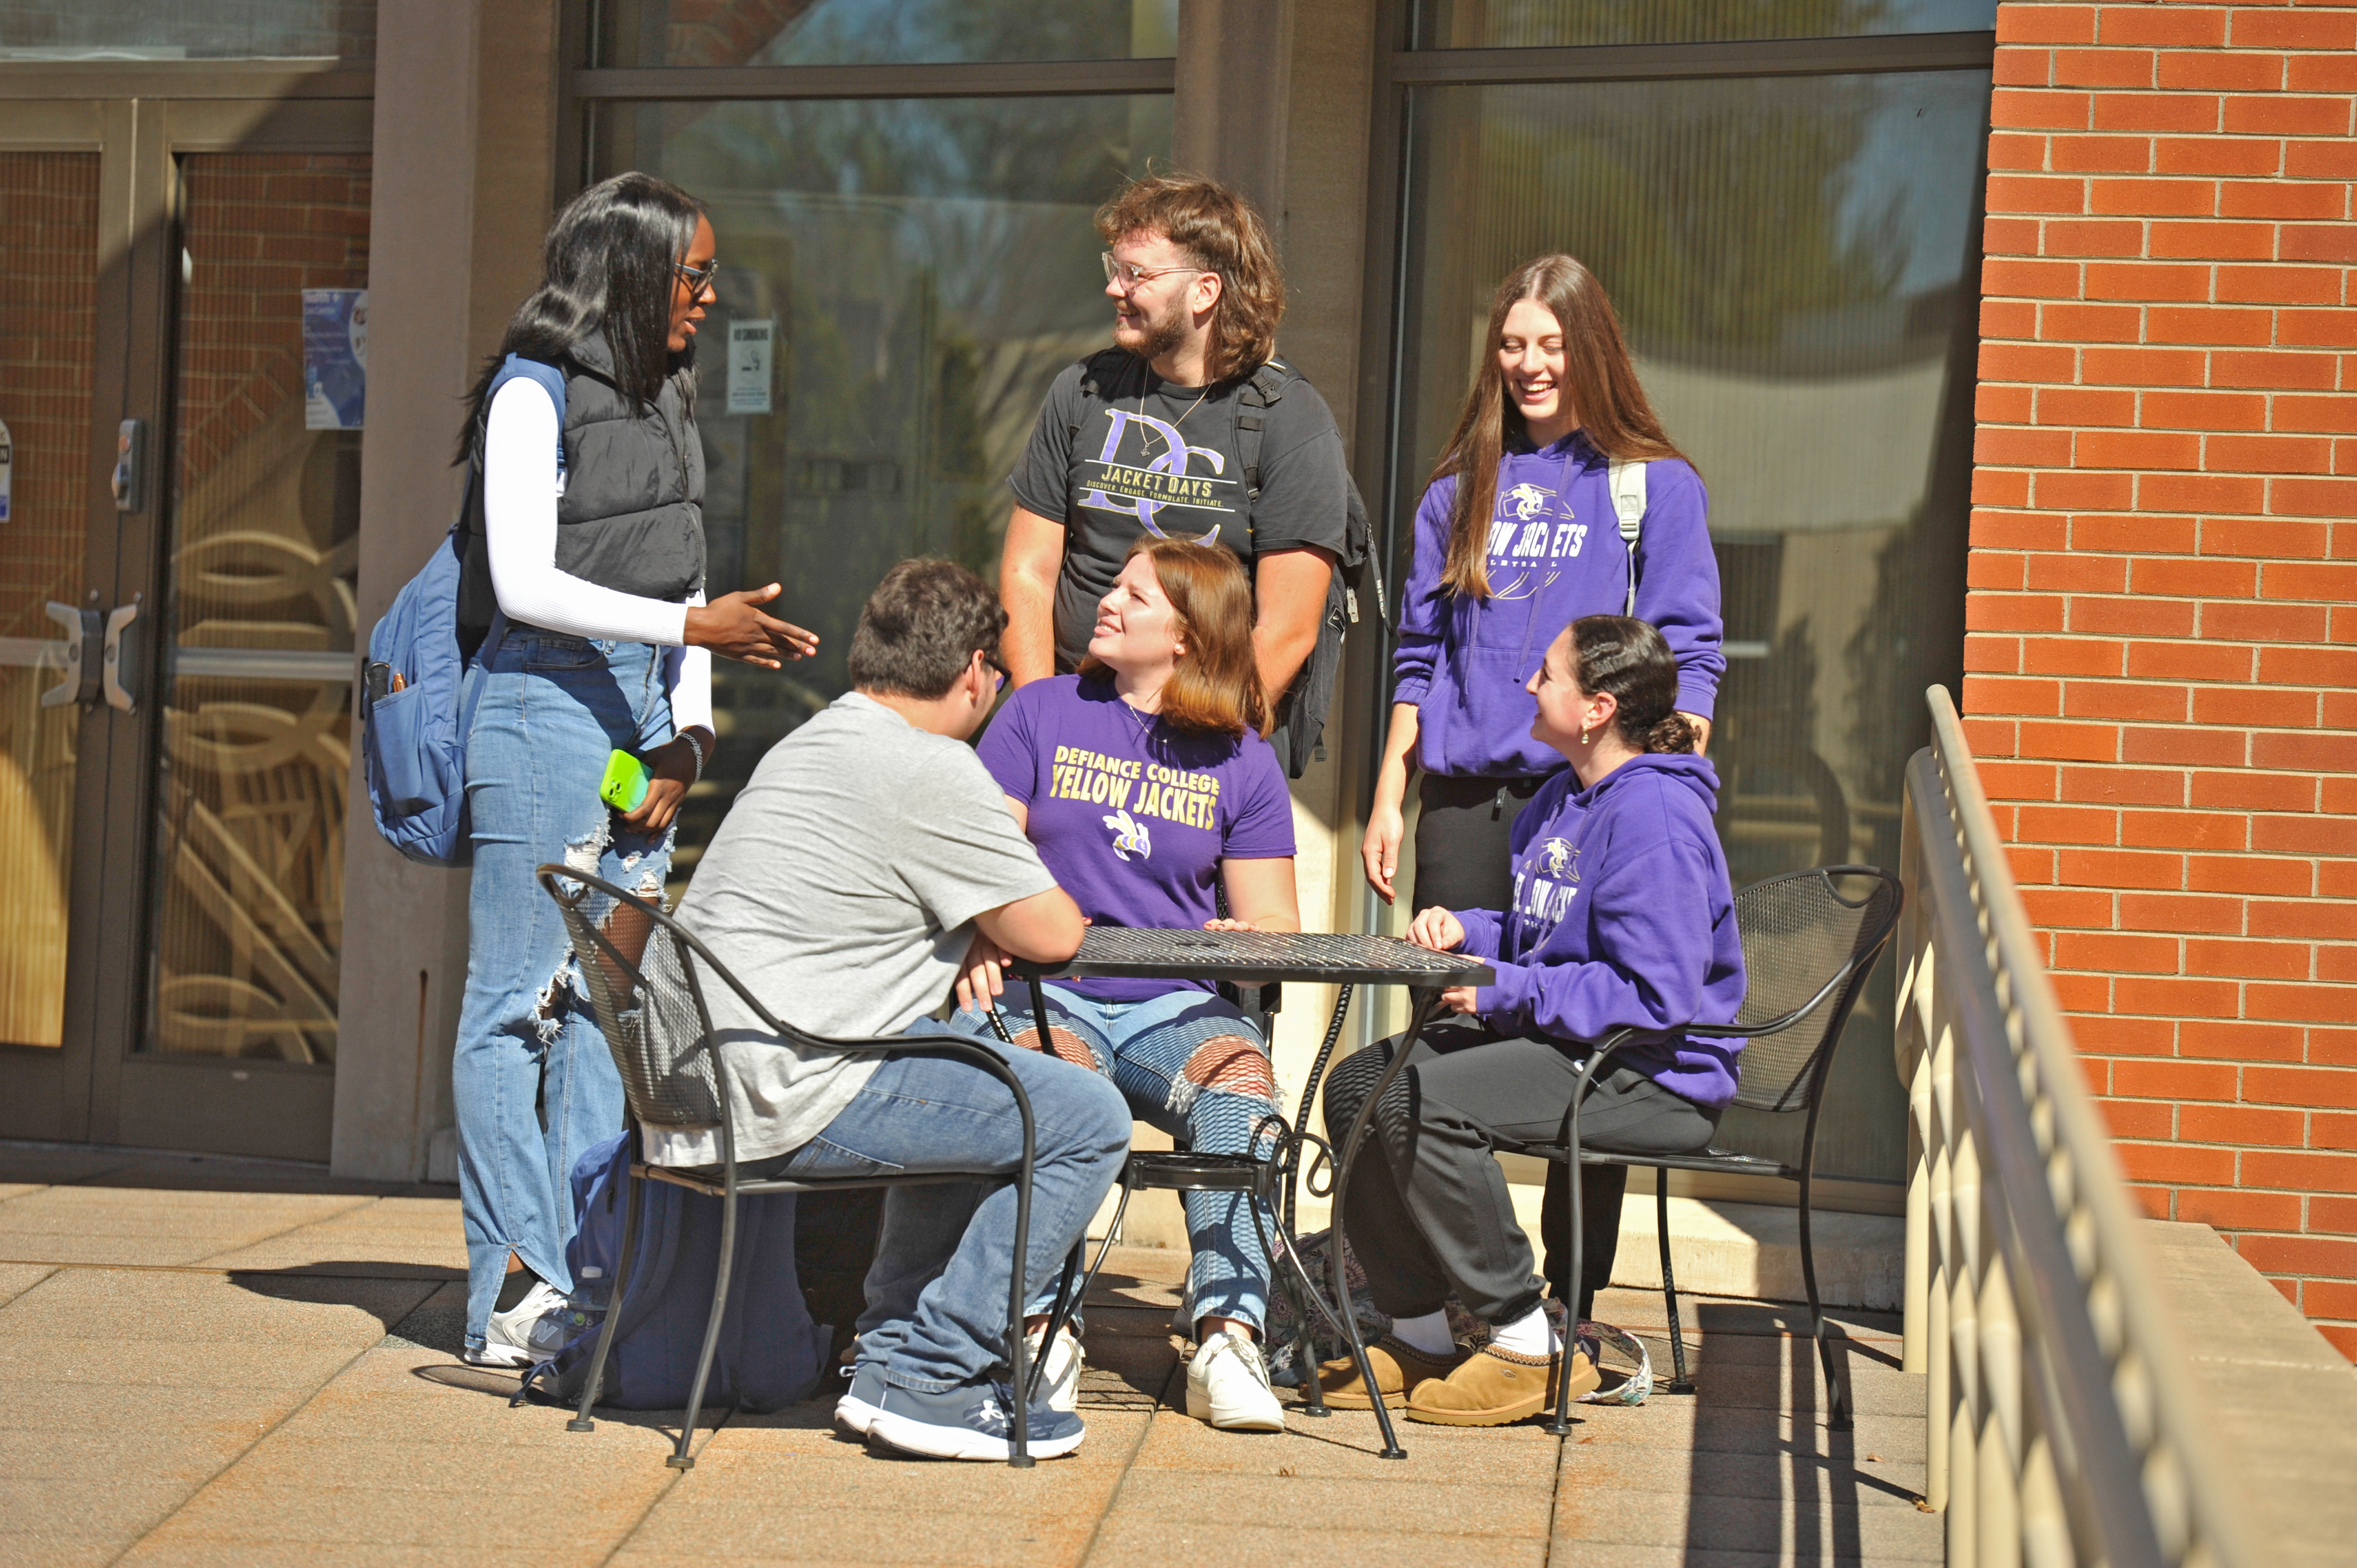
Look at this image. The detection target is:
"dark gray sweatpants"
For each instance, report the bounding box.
[1322,1020,1720,1328]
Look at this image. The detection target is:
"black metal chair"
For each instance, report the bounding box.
[1001,977,1362,1417]
[532,865,1063,1469]
[1535,864,1904,1435]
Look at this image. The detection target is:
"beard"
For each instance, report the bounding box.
[1115,296,1190,369]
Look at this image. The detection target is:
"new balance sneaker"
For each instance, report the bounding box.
[1185,1330,1285,1432]
[1022,1323,1084,1414]
[835,1360,887,1438]
[465,1281,581,1369]
[867,1379,1087,1462]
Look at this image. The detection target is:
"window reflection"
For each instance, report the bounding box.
[594,0,1176,69]
[1412,0,1995,49]
[598,93,1171,887]
[0,1,373,60]
[1394,70,1988,1177]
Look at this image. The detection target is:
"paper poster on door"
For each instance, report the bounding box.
[303,288,368,430]
[727,319,774,416]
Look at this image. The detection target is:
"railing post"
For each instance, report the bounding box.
[1899,766,1936,1376]
[1947,1125,1982,1566]
[1926,1006,1956,1513]
[1978,1243,2023,1568]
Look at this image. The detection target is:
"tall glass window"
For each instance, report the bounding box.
[594,0,1176,68]
[1388,61,1989,1180]
[589,89,1171,883]
[1411,0,1995,49]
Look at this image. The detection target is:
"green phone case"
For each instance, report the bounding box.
[599,749,651,812]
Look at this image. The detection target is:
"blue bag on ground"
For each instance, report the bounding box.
[534,1133,829,1413]
[358,354,563,865]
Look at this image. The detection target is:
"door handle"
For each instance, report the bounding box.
[39,601,100,708]
[101,595,140,712]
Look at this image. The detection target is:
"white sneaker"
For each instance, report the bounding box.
[471,1281,577,1368]
[1023,1323,1084,1414]
[1186,1330,1285,1432]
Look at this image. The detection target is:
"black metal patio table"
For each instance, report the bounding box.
[1011,927,1493,1459]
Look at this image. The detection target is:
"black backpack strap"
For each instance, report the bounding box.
[1232,359,1295,549]
[1066,348,1140,449]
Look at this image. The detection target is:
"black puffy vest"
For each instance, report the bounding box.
[459,332,707,635]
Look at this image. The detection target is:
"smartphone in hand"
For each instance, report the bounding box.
[599,749,652,812]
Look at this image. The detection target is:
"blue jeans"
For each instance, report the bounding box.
[761,1025,1129,1392]
[951,984,1280,1334]
[453,630,675,1352]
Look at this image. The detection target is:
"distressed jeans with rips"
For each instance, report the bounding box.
[453,630,675,1353]
[950,984,1282,1336]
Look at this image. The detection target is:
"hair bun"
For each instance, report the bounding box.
[1646,713,1699,755]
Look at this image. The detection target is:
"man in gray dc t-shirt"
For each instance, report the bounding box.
[646,561,1128,1459]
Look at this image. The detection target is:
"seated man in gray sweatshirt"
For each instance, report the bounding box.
[647,558,1128,1462]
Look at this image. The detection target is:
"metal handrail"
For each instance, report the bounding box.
[1897,687,2250,1568]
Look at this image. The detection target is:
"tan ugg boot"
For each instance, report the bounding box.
[1314,1335,1470,1410]
[1403,1343,1599,1426]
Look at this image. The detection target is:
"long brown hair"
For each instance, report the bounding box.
[1430,255,1688,599]
[1080,538,1269,739]
[1096,173,1284,386]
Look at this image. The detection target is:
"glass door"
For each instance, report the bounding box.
[0,94,370,1160]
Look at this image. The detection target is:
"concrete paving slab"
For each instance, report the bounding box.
[0,1529,120,1568]
[1553,1482,1946,1559]
[1125,1401,1563,1483]
[1107,1467,1556,1538]
[381,1280,468,1356]
[1084,1516,1550,1567]
[199,1196,468,1275]
[0,1264,434,1345]
[1563,1402,1929,1465]
[117,1544,590,1568]
[0,1476,205,1544]
[0,1379,296,1439]
[0,1336,363,1389]
[0,1262,54,1308]
[0,1183,48,1204]
[621,1489,1103,1566]
[1532,1548,1883,1568]
[1559,1442,1927,1510]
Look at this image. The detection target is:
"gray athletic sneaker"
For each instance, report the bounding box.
[834,1361,887,1438]
[466,1281,584,1368]
[866,1379,1085,1462]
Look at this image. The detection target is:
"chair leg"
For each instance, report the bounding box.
[670,1183,739,1470]
[1658,1179,1695,1395]
[1799,1174,1849,1431]
[1547,1154,1581,1436]
[568,1167,643,1433]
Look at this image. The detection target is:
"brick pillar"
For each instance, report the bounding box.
[1968,2,2357,1356]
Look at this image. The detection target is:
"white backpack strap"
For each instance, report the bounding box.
[1608,458,1648,616]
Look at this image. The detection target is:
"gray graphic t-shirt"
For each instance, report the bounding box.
[645,692,1058,1167]
[1009,352,1352,670]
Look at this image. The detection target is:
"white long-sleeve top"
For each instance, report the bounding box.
[484,376,712,735]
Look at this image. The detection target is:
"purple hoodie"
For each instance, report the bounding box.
[1452,752,1748,1110]
[1392,432,1725,780]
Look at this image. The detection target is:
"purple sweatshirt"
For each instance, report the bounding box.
[1453,752,1748,1110]
[1392,432,1725,780]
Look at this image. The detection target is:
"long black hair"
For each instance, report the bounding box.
[455,172,706,462]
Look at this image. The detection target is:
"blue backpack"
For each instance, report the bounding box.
[526,1133,830,1414]
[359,355,567,866]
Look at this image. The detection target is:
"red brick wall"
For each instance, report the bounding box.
[1968,1,2357,1357]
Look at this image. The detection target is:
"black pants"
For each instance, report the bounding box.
[1411,772,1557,914]
[1322,1021,1720,1327]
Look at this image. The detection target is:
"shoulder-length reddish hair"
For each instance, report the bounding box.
[1080,538,1269,739]
[1431,255,1690,599]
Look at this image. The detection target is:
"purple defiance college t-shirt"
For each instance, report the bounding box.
[977,675,1297,1002]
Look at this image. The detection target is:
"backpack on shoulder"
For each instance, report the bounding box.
[1067,349,1380,780]
[358,354,564,866]
[1607,456,1648,615]
[523,1132,830,1414]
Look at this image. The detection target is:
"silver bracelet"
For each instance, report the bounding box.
[678,728,707,784]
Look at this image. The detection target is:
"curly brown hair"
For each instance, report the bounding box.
[1096,173,1285,385]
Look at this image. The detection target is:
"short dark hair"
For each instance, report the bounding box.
[847,559,1006,701]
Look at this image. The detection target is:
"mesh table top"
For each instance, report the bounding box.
[1013,928,1494,988]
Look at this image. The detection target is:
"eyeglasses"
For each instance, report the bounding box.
[982,651,1009,690]
[1102,251,1210,291]
[676,259,719,298]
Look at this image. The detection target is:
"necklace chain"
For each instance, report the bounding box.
[1143,369,1211,429]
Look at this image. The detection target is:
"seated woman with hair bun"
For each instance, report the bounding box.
[1316,613,1746,1427]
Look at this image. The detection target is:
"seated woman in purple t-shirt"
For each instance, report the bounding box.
[951,536,1299,1435]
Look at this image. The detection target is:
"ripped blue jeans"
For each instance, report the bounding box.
[453,629,675,1352]
[950,984,1280,1335]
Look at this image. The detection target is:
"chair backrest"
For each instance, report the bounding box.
[539,868,725,1129]
[1724,865,1904,1115]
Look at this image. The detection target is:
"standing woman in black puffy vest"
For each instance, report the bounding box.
[447,173,818,1368]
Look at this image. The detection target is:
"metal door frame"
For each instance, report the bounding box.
[0,69,371,1159]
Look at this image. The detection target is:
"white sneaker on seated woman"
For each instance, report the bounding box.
[951,539,1301,1432]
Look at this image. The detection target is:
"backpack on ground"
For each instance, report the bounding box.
[358,354,564,866]
[1068,350,1380,779]
[526,1132,830,1414]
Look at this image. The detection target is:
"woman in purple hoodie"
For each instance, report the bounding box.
[1317,615,1744,1427]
